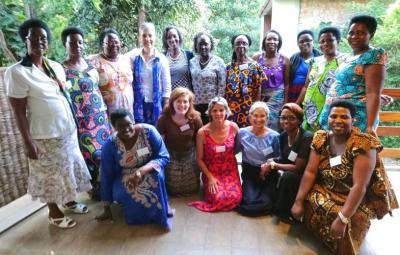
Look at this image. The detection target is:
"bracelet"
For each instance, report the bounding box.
[338,211,350,224]
[135,170,142,178]
[270,161,276,170]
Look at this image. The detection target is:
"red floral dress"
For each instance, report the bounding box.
[188,124,242,211]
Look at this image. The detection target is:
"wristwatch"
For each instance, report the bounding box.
[135,170,142,178]
[270,161,276,170]
[338,211,350,224]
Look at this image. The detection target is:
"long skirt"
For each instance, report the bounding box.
[305,183,371,254]
[28,131,92,205]
[236,162,279,216]
[165,148,200,196]
[263,85,284,130]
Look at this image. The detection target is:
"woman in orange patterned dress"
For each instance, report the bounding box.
[225,34,267,128]
[292,100,397,255]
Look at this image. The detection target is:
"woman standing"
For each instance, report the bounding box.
[297,26,346,133]
[156,88,203,196]
[5,19,92,228]
[225,34,267,128]
[188,97,242,212]
[236,102,280,216]
[128,22,171,125]
[319,15,387,136]
[253,30,290,130]
[96,109,172,229]
[162,26,194,90]
[190,32,226,124]
[62,27,110,199]
[292,100,397,254]
[288,30,321,103]
[88,28,133,117]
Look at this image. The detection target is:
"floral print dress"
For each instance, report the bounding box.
[188,123,242,212]
[319,47,387,132]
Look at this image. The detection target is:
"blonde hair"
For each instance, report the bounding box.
[249,101,269,116]
[206,97,232,121]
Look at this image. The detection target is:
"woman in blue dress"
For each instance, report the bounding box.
[319,15,387,135]
[96,109,172,229]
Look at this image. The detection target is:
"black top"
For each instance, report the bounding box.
[277,128,313,174]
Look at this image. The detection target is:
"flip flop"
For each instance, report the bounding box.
[63,202,89,214]
[48,216,77,229]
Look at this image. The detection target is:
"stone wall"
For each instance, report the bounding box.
[298,0,367,30]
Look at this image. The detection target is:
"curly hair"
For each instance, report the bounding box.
[162,26,183,51]
[193,32,214,53]
[61,27,84,46]
[18,18,52,43]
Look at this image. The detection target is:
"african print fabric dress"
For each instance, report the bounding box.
[305,128,398,254]
[225,62,267,128]
[258,54,285,130]
[100,124,172,228]
[319,47,387,132]
[64,65,110,182]
[188,124,242,212]
[302,54,346,132]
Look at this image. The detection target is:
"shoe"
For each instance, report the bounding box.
[48,216,77,229]
[63,202,89,214]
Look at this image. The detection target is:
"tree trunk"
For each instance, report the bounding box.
[0,29,18,63]
[138,0,145,46]
[23,0,36,18]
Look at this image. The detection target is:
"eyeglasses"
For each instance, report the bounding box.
[104,41,121,46]
[279,116,297,121]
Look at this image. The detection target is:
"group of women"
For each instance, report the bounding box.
[5,14,398,255]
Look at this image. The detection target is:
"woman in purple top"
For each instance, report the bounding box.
[253,30,290,130]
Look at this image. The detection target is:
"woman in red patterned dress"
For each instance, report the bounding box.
[188,97,242,212]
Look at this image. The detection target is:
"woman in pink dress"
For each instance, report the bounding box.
[188,97,242,212]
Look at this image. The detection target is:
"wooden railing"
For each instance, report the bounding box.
[377,88,400,158]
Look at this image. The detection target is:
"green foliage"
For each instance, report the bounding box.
[204,0,261,63]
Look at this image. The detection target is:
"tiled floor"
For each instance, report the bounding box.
[0,171,399,255]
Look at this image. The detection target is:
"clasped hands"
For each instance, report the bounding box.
[122,170,143,192]
[260,159,275,180]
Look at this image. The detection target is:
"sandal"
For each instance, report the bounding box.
[63,202,89,214]
[48,216,77,229]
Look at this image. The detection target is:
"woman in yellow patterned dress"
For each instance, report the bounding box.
[291,100,397,254]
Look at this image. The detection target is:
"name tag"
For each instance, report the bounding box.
[87,68,98,78]
[239,63,249,70]
[288,150,298,162]
[65,80,72,90]
[137,147,150,157]
[263,147,273,156]
[329,155,342,167]
[216,145,226,153]
[180,124,190,132]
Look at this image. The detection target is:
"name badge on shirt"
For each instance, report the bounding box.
[216,145,226,153]
[288,150,298,162]
[329,155,342,167]
[180,124,190,132]
[65,80,72,90]
[239,63,249,70]
[137,147,150,157]
[87,68,98,79]
[263,147,273,156]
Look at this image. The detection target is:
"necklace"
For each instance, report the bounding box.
[199,56,211,66]
[101,53,117,62]
[168,49,181,62]
[288,128,300,147]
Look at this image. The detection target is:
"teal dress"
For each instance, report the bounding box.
[319,47,387,132]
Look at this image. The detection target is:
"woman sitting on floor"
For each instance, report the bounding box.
[188,97,242,212]
[156,87,203,196]
[291,100,398,255]
[236,101,280,216]
[270,103,313,222]
[96,109,173,229]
